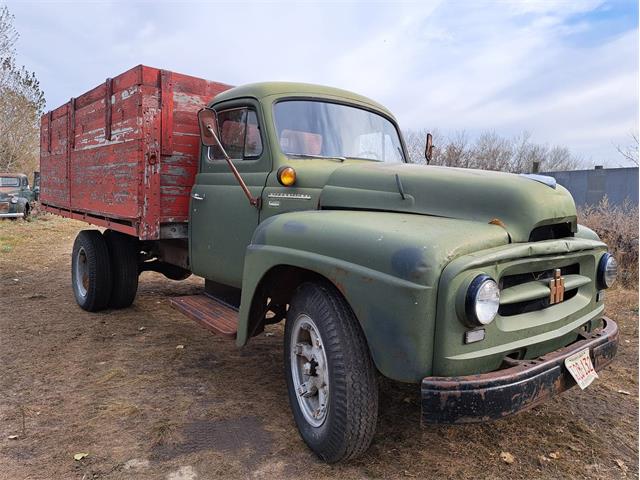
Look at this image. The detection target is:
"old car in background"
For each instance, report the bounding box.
[0,173,37,220]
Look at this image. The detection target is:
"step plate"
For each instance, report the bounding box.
[169,295,238,338]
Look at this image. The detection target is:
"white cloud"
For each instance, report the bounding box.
[6,0,638,166]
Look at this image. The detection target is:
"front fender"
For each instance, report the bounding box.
[238,210,509,382]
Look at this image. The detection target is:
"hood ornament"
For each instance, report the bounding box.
[549,269,565,304]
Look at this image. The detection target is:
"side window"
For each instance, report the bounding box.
[212,108,263,161]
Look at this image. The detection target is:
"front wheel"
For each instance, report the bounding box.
[284,282,379,463]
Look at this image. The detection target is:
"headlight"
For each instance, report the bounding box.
[597,253,617,289]
[9,196,18,204]
[465,274,500,326]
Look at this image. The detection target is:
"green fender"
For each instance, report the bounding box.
[237,210,509,382]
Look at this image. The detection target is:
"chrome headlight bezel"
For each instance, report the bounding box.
[597,253,617,289]
[9,196,18,204]
[464,274,500,326]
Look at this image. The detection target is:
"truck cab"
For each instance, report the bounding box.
[188,82,618,459]
[45,75,619,463]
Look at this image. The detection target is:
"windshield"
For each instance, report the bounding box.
[0,177,19,187]
[273,100,405,163]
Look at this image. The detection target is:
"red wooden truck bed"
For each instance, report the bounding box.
[39,65,231,240]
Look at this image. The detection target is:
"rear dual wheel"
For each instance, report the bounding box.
[71,230,139,311]
[72,230,112,311]
[103,230,139,309]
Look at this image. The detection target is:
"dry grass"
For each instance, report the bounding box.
[579,197,639,287]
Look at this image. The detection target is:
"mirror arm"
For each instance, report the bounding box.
[206,128,261,209]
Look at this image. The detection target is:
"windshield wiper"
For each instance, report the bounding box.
[285,153,346,162]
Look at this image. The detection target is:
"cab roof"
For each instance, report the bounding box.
[210,82,395,119]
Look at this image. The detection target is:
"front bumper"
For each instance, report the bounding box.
[421,317,618,424]
[0,212,23,218]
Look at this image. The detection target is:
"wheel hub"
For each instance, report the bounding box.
[290,314,330,427]
[74,247,89,298]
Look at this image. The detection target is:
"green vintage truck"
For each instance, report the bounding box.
[0,172,37,219]
[40,67,619,463]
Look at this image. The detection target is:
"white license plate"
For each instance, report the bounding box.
[564,348,598,390]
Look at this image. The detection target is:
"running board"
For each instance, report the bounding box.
[169,294,238,338]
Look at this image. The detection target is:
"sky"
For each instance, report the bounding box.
[5,0,639,166]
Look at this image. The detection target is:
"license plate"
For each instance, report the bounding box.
[564,348,598,390]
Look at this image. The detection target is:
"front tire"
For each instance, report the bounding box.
[72,230,112,311]
[284,282,378,463]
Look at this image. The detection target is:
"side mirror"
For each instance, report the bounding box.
[424,132,433,164]
[197,108,220,147]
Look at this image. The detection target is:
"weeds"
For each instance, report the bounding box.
[579,197,638,287]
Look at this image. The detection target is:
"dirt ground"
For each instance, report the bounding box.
[0,215,637,480]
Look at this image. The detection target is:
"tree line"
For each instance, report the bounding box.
[0,6,44,176]
[403,128,582,173]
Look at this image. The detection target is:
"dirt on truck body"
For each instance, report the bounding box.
[37,65,623,463]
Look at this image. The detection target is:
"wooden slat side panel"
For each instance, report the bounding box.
[69,79,149,222]
[39,65,233,239]
[70,140,143,219]
[40,107,70,208]
[73,91,143,151]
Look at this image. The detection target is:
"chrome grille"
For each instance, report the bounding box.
[498,264,588,317]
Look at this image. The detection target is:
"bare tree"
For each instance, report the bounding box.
[0,6,45,175]
[438,130,472,168]
[615,130,639,166]
[471,131,512,171]
[402,128,580,173]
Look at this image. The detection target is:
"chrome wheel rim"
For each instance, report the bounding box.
[290,313,329,427]
[75,247,89,297]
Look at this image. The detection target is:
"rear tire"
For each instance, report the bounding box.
[104,230,139,309]
[284,282,379,463]
[72,230,112,311]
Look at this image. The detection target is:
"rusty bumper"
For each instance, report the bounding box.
[421,317,618,424]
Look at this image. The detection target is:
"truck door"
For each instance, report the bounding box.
[189,102,269,288]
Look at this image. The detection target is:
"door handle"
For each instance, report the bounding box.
[192,193,205,201]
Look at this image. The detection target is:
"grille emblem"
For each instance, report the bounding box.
[549,269,565,304]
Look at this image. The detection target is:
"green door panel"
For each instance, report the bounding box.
[190,172,267,287]
[189,99,271,288]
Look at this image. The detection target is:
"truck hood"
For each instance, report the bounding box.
[319,163,577,243]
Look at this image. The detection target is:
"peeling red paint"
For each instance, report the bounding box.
[39,65,232,240]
